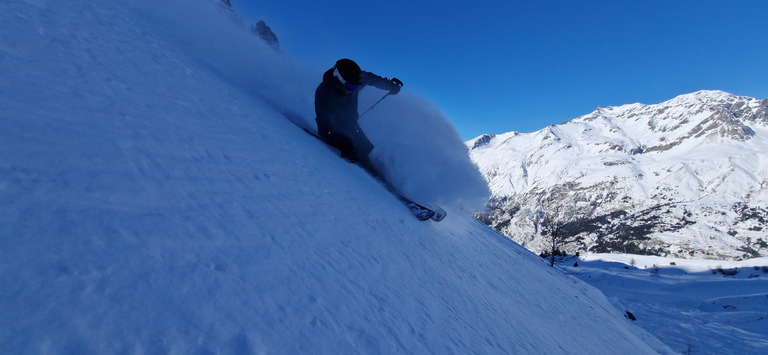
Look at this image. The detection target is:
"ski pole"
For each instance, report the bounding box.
[359,92,391,119]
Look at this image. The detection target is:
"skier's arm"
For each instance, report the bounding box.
[361,71,403,95]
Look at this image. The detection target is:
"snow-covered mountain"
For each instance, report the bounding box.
[0,0,671,353]
[469,90,768,260]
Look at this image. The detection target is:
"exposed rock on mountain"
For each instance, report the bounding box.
[469,91,768,260]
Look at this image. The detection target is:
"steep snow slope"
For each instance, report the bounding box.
[0,0,668,353]
[470,91,768,260]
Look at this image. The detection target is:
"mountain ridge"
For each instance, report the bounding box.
[469,90,768,260]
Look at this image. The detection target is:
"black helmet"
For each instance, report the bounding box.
[334,58,362,86]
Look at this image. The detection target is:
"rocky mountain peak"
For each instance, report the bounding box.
[470,91,768,260]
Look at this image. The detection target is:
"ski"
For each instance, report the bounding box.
[376,179,447,222]
[401,198,447,222]
[290,120,446,222]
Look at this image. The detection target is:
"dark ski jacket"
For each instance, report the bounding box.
[314,68,398,157]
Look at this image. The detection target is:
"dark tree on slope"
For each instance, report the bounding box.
[540,218,572,267]
[251,20,280,50]
[212,0,241,22]
[536,203,580,267]
[210,0,280,50]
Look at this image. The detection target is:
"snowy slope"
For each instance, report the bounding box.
[572,254,768,354]
[574,254,768,354]
[0,0,669,354]
[469,91,768,260]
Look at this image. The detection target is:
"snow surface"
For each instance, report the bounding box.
[574,254,768,354]
[0,0,671,354]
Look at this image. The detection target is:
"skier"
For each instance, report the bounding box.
[313,59,445,222]
[314,58,403,174]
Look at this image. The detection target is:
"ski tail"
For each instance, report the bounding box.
[428,205,447,222]
[404,201,435,221]
[402,198,447,222]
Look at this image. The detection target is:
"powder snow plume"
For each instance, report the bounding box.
[361,92,490,210]
[131,0,489,211]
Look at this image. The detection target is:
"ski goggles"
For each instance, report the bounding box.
[333,67,361,91]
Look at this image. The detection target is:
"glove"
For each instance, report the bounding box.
[389,77,403,95]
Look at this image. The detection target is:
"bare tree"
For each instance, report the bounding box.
[537,201,579,267]
[540,217,567,267]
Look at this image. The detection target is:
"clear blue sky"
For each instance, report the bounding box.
[231,0,768,140]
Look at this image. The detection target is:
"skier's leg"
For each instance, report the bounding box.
[336,138,357,162]
[356,152,379,178]
[317,126,358,162]
[348,128,376,171]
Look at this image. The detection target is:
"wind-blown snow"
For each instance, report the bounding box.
[134,0,489,211]
[1,0,669,353]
